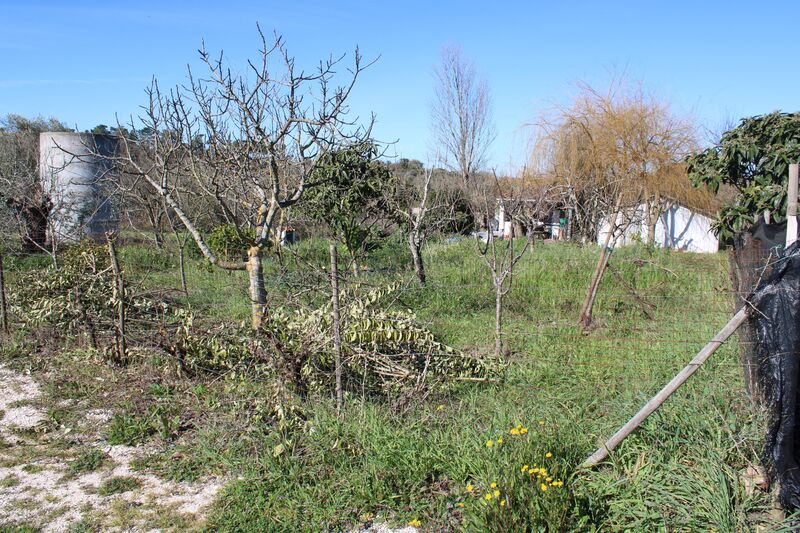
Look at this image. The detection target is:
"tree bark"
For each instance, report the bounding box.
[247,246,267,331]
[580,247,613,329]
[9,194,50,253]
[409,232,426,287]
[579,196,623,329]
[178,245,188,295]
[729,232,773,406]
[494,283,503,358]
[106,234,126,364]
[646,192,661,244]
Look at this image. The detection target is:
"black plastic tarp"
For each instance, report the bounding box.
[751,239,800,508]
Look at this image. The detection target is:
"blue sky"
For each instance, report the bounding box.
[1,0,798,171]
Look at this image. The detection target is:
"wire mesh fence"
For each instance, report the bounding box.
[1,237,776,397]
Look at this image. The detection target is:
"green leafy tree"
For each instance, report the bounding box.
[687,111,800,239]
[304,144,393,274]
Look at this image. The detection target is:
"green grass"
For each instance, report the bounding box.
[67,448,106,476]
[107,410,155,446]
[97,476,142,496]
[5,237,780,531]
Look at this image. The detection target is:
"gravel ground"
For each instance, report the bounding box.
[0,366,224,532]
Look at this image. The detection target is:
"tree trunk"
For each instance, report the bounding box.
[646,192,661,244]
[145,206,164,250]
[178,245,188,295]
[494,283,503,358]
[579,196,623,329]
[11,194,50,253]
[247,246,267,331]
[106,234,126,364]
[579,246,613,329]
[154,229,164,250]
[347,246,359,277]
[409,232,426,287]
[730,232,773,406]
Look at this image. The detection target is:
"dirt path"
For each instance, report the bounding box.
[0,366,224,532]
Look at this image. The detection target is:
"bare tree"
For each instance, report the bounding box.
[120,170,167,250]
[388,159,456,286]
[529,81,709,330]
[472,172,553,357]
[116,28,374,330]
[161,197,192,295]
[431,46,495,186]
[404,167,434,286]
[0,115,70,253]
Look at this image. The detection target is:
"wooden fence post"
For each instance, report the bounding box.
[330,243,344,415]
[787,163,799,248]
[106,233,126,364]
[0,251,9,336]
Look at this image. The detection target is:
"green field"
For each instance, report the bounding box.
[1,237,783,531]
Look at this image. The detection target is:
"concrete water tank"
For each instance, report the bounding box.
[39,132,120,243]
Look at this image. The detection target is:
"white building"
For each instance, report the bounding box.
[597,202,719,253]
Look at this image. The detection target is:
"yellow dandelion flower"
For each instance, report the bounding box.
[521,465,529,473]
[408,518,422,527]
[546,477,552,482]
[436,404,444,411]
[486,439,494,448]
[490,482,497,489]
[545,452,553,458]
[509,428,520,435]
[540,483,548,491]
[456,502,465,508]
[499,500,506,507]
[466,483,474,492]
[484,493,493,501]
[496,437,504,445]
[520,427,528,434]
[493,489,500,498]
[538,420,545,426]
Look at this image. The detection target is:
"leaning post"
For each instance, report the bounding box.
[582,306,750,468]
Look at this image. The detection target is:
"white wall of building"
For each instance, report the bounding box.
[597,203,719,253]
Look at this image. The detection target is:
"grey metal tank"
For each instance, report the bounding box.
[39,132,120,243]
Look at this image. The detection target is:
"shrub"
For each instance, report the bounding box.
[171,284,495,396]
[8,240,164,337]
[207,224,255,262]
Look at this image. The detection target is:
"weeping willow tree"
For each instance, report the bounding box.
[528,80,710,329]
[529,80,709,243]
